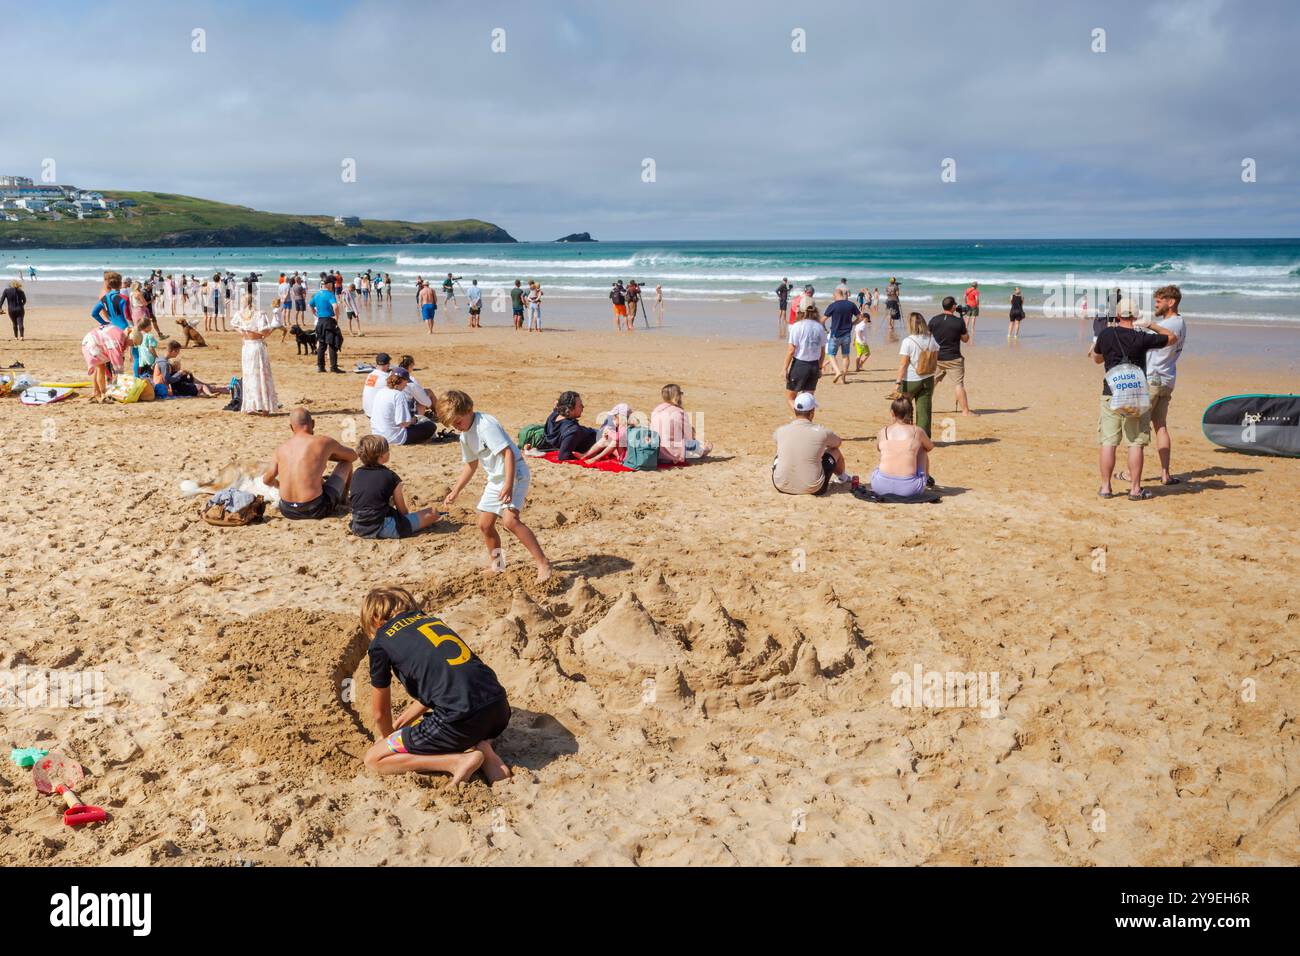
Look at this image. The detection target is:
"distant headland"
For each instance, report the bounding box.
[0,179,514,249]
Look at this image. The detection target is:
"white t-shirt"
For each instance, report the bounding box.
[369,387,411,445]
[899,333,938,381]
[361,367,389,416]
[852,320,868,345]
[789,318,828,362]
[1145,315,1186,387]
[404,376,431,409]
[459,412,527,488]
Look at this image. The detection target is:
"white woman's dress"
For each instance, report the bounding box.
[232,309,280,414]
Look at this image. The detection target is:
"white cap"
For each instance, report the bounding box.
[793,392,819,412]
[1117,298,1141,319]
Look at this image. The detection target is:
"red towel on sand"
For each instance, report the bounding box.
[540,450,687,473]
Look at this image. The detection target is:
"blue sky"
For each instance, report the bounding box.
[6,0,1298,239]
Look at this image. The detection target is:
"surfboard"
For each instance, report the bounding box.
[38,381,91,388]
[1203,394,1300,457]
[20,387,75,406]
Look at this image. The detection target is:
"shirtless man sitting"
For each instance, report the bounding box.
[262,407,357,520]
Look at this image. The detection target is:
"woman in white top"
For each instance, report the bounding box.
[231,293,280,415]
[894,311,939,436]
[368,371,438,445]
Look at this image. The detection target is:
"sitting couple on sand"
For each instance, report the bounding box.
[773,393,935,499]
[521,385,713,466]
[262,407,438,538]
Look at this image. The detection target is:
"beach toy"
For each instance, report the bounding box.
[10,746,48,768]
[31,752,107,827]
[37,381,92,388]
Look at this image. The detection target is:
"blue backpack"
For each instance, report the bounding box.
[623,427,660,471]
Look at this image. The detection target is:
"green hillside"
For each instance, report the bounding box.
[0,191,514,248]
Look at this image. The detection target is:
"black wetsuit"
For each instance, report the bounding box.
[0,286,25,337]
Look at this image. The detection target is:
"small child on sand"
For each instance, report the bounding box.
[852,313,871,372]
[360,586,512,784]
[349,435,439,539]
[578,402,632,464]
[437,389,551,582]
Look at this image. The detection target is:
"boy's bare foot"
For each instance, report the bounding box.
[535,561,552,583]
[449,749,485,785]
[476,742,513,783]
[482,563,505,575]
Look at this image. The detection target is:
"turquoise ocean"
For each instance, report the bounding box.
[8,238,1300,328]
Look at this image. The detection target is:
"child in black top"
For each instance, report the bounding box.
[349,435,438,538]
[360,586,512,784]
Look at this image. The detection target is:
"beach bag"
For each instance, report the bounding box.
[106,374,148,404]
[223,377,242,412]
[623,427,660,471]
[909,335,939,376]
[517,423,547,449]
[201,495,266,527]
[1104,339,1150,417]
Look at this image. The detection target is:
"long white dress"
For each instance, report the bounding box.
[232,309,280,413]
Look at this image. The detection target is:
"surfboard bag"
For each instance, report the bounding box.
[1202,394,1300,457]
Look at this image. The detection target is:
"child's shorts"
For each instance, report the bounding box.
[385,697,512,755]
[375,513,422,538]
[478,474,529,515]
[854,341,870,357]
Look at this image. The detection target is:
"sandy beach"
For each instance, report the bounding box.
[1,299,1296,867]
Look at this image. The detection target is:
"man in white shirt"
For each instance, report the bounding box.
[361,352,392,417]
[467,279,483,328]
[783,295,828,409]
[368,367,437,445]
[1142,284,1187,485]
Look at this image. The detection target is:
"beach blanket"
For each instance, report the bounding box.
[540,450,688,473]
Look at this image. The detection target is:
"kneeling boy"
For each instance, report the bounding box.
[360,586,513,784]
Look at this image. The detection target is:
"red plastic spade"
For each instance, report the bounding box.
[32,752,107,827]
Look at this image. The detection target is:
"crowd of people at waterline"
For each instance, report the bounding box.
[772,279,1186,502]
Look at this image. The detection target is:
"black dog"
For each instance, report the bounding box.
[290,324,318,355]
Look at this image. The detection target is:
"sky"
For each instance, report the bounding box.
[5,0,1299,240]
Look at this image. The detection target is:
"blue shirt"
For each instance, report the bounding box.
[310,289,337,319]
[91,291,130,330]
[824,300,860,338]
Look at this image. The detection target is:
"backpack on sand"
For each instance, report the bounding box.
[623,427,660,471]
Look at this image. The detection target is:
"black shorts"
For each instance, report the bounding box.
[786,358,821,393]
[278,473,345,520]
[1009,309,1025,321]
[399,697,511,755]
[886,300,901,319]
[815,452,837,495]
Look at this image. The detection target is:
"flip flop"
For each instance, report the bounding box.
[1097,489,1114,499]
[1127,489,1155,501]
[1114,471,1137,482]
[1160,476,1183,485]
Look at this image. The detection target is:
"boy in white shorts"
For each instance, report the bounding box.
[438,389,551,582]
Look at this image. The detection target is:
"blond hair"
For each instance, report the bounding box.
[661,383,683,407]
[103,271,123,290]
[907,311,929,336]
[436,389,474,427]
[356,434,389,467]
[360,586,420,637]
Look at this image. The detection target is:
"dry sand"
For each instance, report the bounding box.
[0,301,1296,866]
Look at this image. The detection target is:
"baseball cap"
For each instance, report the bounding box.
[391,366,410,381]
[375,352,391,365]
[1117,298,1140,319]
[793,392,819,412]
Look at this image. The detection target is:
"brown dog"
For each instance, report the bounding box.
[175,317,207,348]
